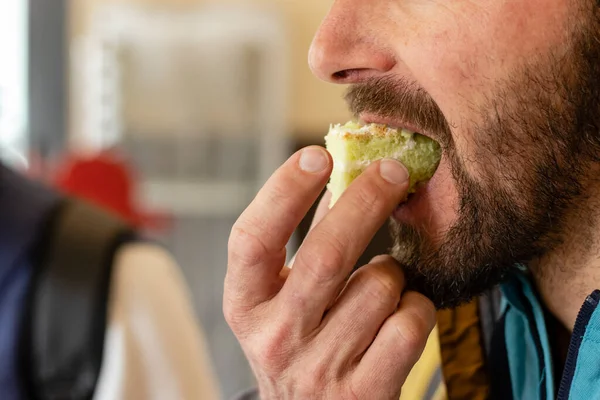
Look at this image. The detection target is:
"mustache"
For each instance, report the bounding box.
[345,76,452,146]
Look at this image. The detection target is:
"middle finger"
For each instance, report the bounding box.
[316,255,405,362]
[281,159,409,330]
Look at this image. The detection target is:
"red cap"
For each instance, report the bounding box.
[52,151,170,230]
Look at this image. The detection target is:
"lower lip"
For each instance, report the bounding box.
[393,189,425,222]
[392,171,440,223]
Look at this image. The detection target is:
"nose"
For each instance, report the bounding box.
[309,0,396,84]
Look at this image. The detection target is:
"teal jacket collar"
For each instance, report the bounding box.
[501,271,600,400]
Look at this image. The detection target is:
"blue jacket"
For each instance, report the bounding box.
[0,166,60,399]
[500,272,600,400]
[435,269,600,400]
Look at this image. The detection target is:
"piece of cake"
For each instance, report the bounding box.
[325,121,442,207]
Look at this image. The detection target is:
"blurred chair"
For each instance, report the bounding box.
[70,4,292,397]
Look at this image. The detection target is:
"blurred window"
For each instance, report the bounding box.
[0,0,29,168]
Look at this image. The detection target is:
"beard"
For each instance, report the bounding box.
[346,2,600,309]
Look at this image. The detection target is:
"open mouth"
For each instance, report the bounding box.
[354,116,444,218]
[359,114,438,143]
[325,117,443,209]
[359,114,443,204]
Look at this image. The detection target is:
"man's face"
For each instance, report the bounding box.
[309,0,600,308]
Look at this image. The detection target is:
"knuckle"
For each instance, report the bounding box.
[222,294,256,338]
[222,297,237,327]
[346,380,365,400]
[228,224,270,267]
[298,362,329,393]
[222,295,244,329]
[253,323,295,371]
[255,341,284,370]
[350,181,388,215]
[408,292,437,320]
[266,178,300,218]
[392,310,432,351]
[354,266,401,307]
[268,178,291,204]
[296,235,347,283]
[295,352,343,397]
[370,254,399,266]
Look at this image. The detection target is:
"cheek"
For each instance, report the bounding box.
[389,0,570,177]
[427,157,460,237]
[395,1,569,97]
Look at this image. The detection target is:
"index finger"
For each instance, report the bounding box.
[225,147,332,308]
[352,292,436,398]
[282,159,410,327]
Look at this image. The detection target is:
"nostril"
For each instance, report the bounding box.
[333,70,349,80]
[331,68,374,84]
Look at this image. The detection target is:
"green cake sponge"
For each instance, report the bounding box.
[325,121,442,207]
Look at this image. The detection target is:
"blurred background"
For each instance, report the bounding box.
[0,0,391,397]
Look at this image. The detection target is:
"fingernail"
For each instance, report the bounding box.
[299,147,328,173]
[379,159,409,185]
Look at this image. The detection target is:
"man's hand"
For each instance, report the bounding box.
[224,146,436,399]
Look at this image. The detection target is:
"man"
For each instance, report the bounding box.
[224,0,600,399]
[0,159,220,399]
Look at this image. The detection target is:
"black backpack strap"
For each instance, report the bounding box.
[20,198,135,400]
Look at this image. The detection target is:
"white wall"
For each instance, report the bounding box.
[69,0,351,140]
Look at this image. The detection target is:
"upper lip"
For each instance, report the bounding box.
[359,113,436,141]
